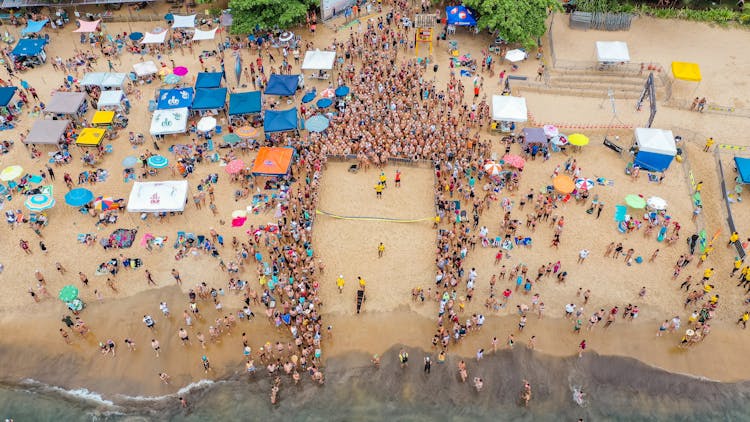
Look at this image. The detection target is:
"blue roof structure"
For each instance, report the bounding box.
[195,72,224,88]
[191,88,227,110]
[264,108,298,133]
[0,87,18,107]
[735,157,750,184]
[228,91,262,115]
[264,74,299,96]
[11,38,47,57]
[157,88,194,110]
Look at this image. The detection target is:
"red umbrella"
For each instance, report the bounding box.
[173,66,189,76]
[225,159,245,174]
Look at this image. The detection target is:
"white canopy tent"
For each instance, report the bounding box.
[133,61,158,77]
[82,73,127,89]
[150,107,188,135]
[634,128,676,155]
[127,180,189,213]
[596,41,630,63]
[491,95,528,122]
[301,50,336,70]
[192,28,218,41]
[97,90,124,110]
[171,14,196,29]
[142,30,168,44]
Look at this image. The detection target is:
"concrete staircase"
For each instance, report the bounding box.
[516,68,669,101]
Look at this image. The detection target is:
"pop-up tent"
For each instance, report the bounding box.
[229,91,262,116]
[446,5,476,26]
[264,108,298,133]
[81,72,127,89]
[157,88,194,110]
[193,28,218,41]
[192,88,227,110]
[97,90,125,110]
[46,92,87,115]
[671,62,702,82]
[301,50,336,70]
[0,87,19,112]
[150,108,188,135]
[735,157,750,184]
[25,119,71,145]
[142,30,168,44]
[522,127,547,144]
[11,38,47,58]
[75,127,106,147]
[133,61,158,77]
[195,72,224,88]
[251,147,294,176]
[171,14,196,28]
[492,95,528,122]
[596,41,630,63]
[127,180,189,213]
[634,127,677,172]
[265,74,299,96]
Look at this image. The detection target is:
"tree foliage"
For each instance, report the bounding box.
[228,0,317,34]
[463,0,561,49]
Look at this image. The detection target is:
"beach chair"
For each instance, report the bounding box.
[348,164,358,173]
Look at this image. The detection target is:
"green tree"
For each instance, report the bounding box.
[228,0,317,34]
[463,0,561,50]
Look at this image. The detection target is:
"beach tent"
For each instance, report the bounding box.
[735,157,750,184]
[596,41,630,63]
[251,147,294,176]
[75,127,106,147]
[11,38,47,57]
[45,92,86,115]
[142,30,168,44]
[446,5,477,26]
[301,50,336,70]
[633,127,677,172]
[81,72,128,89]
[522,127,547,144]
[81,72,106,87]
[265,74,299,96]
[228,91,262,115]
[73,19,100,33]
[492,95,528,122]
[0,87,18,108]
[171,14,196,28]
[192,28,219,41]
[21,19,48,35]
[127,180,189,213]
[133,61,158,77]
[192,88,227,110]
[25,119,70,145]
[264,108,298,133]
[150,108,188,135]
[195,72,224,88]
[157,88,194,110]
[91,110,115,127]
[671,62,702,82]
[97,90,125,110]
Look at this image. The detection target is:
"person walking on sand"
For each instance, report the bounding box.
[151,339,161,357]
[145,270,157,286]
[703,137,714,152]
[398,348,409,368]
[159,372,171,384]
[578,339,586,357]
[395,170,401,187]
[738,311,749,329]
[202,355,211,373]
[378,242,385,258]
[336,275,345,293]
[423,355,431,374]
[577,249,589,264]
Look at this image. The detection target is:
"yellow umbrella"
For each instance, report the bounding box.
[235,126,258,139]
[0,165,23,181]
[568,133,589,147]
[158,67,172,77]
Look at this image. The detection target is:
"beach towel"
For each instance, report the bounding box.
[460,70,472,77]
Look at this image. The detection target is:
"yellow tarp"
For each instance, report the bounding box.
[91,110,115,126]
[76,128,106,146]
[671,62,702,82]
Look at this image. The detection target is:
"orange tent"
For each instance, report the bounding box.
[251,147,295,176]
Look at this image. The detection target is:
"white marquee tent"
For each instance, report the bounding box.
[301,50,336,70]
[127,180,189,213]
[133,61,158,77]
[596,41,630,63]
[491,95,528,122]
[150,107,188,135]
[97,90,125,110]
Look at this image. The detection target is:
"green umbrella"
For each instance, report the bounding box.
[624,194,646,209]
[59,285,79,302]
[223,133,241,145]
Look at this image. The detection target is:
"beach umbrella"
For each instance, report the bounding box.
[122,155,138,168]
[129,32,143,41]
[646,196,668,210]
[305,115,329,133]
[0,165,23,181]
[335,86,350,97]
[64,188,94,207]
[320,88,335,99]
[568,133,590,147]
[574,178,595,191]
[58,285,79,302]
[301,91,316,103]
[225,159,245,174]
[552,175,575,194]
[158,67,172,77]
[234,53,242,85]
[235,125,258,139]
[502,154,525,169]
[163,73,181,85]
[223,133,241,145]
[173,66,188,76]
[316,98,333,108]
[147,155,169,169]
[550,135,568,146]
[483,161,503,176]
[543,125,559,137]
[505,49,526,63]
[279,31,294,42]
[93,196,116,211]
[625,194,646,209]
[25,193,55,211]
[197,116,217,133]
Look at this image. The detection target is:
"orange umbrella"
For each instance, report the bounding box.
[552,175,575,194]
[235,125,258,138]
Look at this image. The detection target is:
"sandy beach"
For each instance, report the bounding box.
[1,2,750,417]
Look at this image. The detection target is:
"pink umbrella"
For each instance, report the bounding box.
[502,154,526,169]
[320,88,335,99]
[225,159,245,174]
[173,66,189,76]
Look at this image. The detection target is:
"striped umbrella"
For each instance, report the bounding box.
[483,161,503,176]
[147,155,169,169]
[25,193,55,211]
[235,126,258,139]
[93,196,116,211]
[574,178,595,191]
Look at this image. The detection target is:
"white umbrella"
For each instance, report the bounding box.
[574,178,594,191]
[551,135,568,146]
[646,196,667,210]
[196,116,217,133]
[505,49,526,63]
[279,32,294,42]
[484,161,503,176]
[543,125,559,137]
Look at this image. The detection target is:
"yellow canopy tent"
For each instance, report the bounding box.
[671,62,702,82]
[91,110,115,127]
[75,127,106,147]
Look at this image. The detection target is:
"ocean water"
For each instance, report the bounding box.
[2,348,750,421]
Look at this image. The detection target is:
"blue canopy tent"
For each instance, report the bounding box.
[0,87,18,108]
[735,157,750,184]
[195,72,224,88]
[633,128,677,172]
[192,88,228,110]
[228,91,262,115]
[22,19,48,35]
[157,88,194,110]
[11,39,47,57]
[264,108,298,134]
[265,74,299,96]
[446,5,477,26]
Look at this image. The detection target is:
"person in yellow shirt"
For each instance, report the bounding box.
[738,312,750,329]
[379,172,387,187]
[358,276,366,290]
[732,258,743,276]
[702,268,714,281]
[336,275,345,294]
[433,215,441,229]
[374,183,384,198]
[728,231,739,246]
[703,137,714,152]
[377,242,385,258]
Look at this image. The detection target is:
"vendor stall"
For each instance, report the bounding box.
[492,95,527,122]
[633,127,677,172]
[263,108,298,135]
[301,50,335,79]
[24,119,71,146]
[195,72,224,89]
[81,72,127,90]
[97,90,126,111]
[75,127,106,147]
[157,88,194,110]
[228,91,262,123]
[265,74,301,96]
[126,180,189,213]
[91,110,115,127]
[251,147,294,176]
[192,88,227,112]
[45,92,87,118]
[150,108,188,136]
[11,38,48,70]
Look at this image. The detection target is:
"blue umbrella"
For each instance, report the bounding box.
[234,53,242,85]
[122,155,138,168]
[64,188,94,207]
[316,98,332,108]
[301,91,316,104]
[129,32,144,41]
[147,155,169,169]
[305,115,329,133]
[335,86,350,97]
